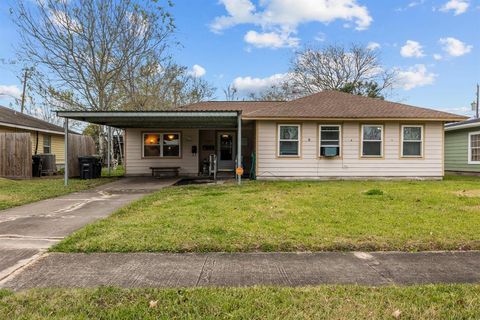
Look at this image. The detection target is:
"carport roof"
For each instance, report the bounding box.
[56,110,240,129]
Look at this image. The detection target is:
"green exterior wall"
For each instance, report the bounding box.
[445,127,480,172]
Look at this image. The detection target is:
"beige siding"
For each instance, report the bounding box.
[256,121,443,179]
[125,128,199,176]
[0,125,64,164]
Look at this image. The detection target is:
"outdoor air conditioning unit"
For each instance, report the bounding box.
[39,154,57,175]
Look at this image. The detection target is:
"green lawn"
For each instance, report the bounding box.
[0,168,123,210]
[54,176,480,253]
[1,285,479,319]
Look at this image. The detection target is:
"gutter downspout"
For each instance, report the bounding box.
[35,131,39,155]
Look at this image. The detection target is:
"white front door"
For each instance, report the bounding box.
[217,132,236,171]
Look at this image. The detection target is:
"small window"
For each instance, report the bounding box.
[361,125,383,157]
[278,125,300,157]
[402,125,423,157]
[143,133,181,158]
[162,133,180,157]
[43,135,51,154]
[468,132,480,164]
[144,133,161,157]
[320,125,341,157]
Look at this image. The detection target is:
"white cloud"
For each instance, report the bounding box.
[188,64,206,77]
[210,0,257,33]
[439,0,469,15]
[232,73,289,94]
[244,30,299,48]
[396,0,426,12]
[0,85,21,99]
[212,0,372,32]
[367,42,381,50]
[400,40,425,58]
[396,64,436,90]
[439,37,472,57]
[314,32,326,42]
[211,0,372,48]
[433,53,443,60]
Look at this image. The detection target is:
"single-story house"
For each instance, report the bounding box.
[445,118,480,174]
[0,105,66,167]
[57,91,466,180]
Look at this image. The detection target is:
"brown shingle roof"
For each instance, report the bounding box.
[0,105,65,134]
[176,101,283,113]
[244,91,466,120]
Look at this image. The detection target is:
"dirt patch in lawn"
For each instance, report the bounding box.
[454,190,480,197]
[0,194,13,201]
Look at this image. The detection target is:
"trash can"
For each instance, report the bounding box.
[78,156,102,179]
[32,155,43,177]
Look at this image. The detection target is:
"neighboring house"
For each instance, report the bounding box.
[445,118,480,174]
[58,91,465,180]
[0,105,66,167]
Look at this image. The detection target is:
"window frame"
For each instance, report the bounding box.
[468,131,480,164]
[319,124,342,158]
[142,132,182,159]
[360,124,384,158]
[43,134,51,154]
[401,125,424,158]
[277,124,301,158]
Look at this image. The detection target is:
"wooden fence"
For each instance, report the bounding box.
[67,134,96,178]
[0,132,32,179]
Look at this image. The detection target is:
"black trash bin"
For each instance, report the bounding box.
[78,156,102,179]
[32,155,43,177]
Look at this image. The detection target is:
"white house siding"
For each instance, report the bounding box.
[256,121,444,179]
[124,128,199,176]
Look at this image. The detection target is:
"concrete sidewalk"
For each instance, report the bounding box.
[0,177,176,281]
[2,251,479,290]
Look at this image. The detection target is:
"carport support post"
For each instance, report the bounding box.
[107,126,112,176]
[64,118,69,186]
[237,113,242,185]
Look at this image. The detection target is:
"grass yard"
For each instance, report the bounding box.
[54,176,480,253]
[1,285,479,319]
[0,174,122,211]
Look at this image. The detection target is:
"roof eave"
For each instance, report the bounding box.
[445,122,480,131]
[243,116,467,122]
[0,121,65,135]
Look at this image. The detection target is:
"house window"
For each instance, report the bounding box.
[162,133,180,157]
[320,125,341,157]
[361,125,383,157]
[143,132,181,158]
[43,135,51,154]
[278,124,300,157]
[468,131,480,164]
[402,125,423,157]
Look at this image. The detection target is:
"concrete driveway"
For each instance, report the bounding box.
[0,177,176,281]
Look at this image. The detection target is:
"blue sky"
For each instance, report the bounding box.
[0,0,479,116]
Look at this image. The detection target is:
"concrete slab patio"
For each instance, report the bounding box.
[2,251,479,290]
[0,177,177,281]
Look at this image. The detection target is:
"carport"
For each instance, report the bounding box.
[56,110,243,185]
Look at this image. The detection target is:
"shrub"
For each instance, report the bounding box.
[364,189,384,196]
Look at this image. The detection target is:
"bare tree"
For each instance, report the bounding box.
[12,0,175,112]
[12,0,174,157]
[119,58,216,110]
[245,82,298,101]
[289,44,396,99]
[223,84,238,101]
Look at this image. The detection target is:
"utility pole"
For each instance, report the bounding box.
[20,68,29,113]
[476,84,479,119]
